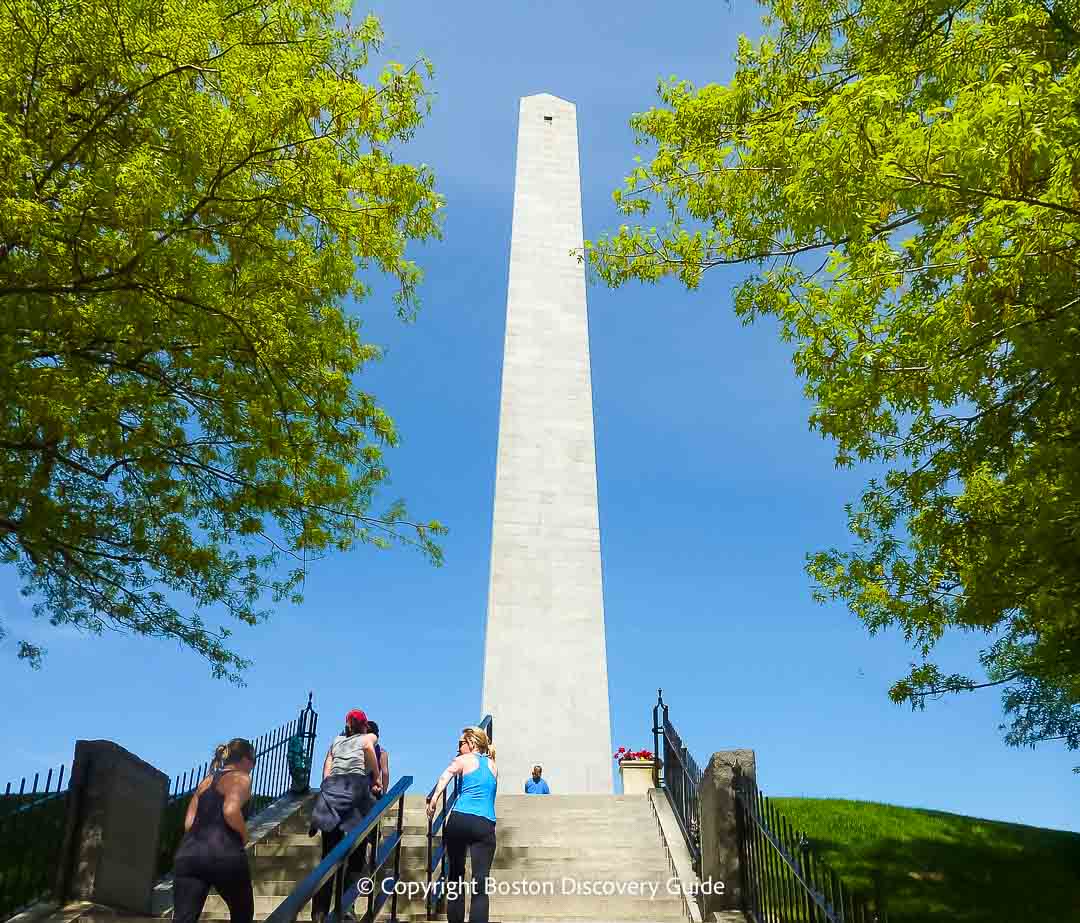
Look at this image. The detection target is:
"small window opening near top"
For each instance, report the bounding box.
[543,115,553,122]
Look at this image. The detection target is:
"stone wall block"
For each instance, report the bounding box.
[698,748,756,913]
[57,740,169,913]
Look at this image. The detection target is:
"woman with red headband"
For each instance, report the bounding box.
[309,709,380,923]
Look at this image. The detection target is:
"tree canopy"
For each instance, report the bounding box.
[0,0,444,680]
[587,0,1080,758]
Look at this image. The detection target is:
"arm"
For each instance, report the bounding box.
[380,751,390,792]
[221,773,252,843]
[360,735,382,795]
[322,745,334,781]
[361,736,378,774]
[182,776,212,833]
[425,757,463,819]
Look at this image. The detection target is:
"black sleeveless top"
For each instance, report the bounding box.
[174,768,247,862]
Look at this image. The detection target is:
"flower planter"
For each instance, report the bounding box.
[618,758,658,795]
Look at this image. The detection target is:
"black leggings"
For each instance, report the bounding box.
[173,853,253,923]
[311,826,371,918]
[445,811,496,923]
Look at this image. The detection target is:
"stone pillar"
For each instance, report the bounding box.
[618,759,657,795]
[698,749,756,913]
[481,93,613,794]
[56,740,169,913]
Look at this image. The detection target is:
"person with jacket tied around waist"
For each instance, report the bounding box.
[172,738,257,923]
[309,709,381,923]
[426,726,498,923]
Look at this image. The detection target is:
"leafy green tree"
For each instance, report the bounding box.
[994,640,1080,760]
[0,0,444,680]
[587,0,1080,756]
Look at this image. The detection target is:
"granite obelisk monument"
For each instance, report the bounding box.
[481,94,613,794]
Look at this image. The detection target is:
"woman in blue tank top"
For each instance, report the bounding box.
[426,726,497,923]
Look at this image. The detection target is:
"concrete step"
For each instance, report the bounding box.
[494,809,657,821]
[265,828,666,851]
[253,844,670,865]
[494,800,654,810]
[350,894,687,920]
[283,793,649,810]
[279,810,429,830]
[492,819,660,826]
[282,814,658,835]
[494,816,658,829]
[250,854,675,883]
[495,795,651,804]
[419,917,684,923]
[202,893,685,921]
[200,896,302,921]
[479,864,675,881]
[245,859,679,892]
[279,803,655,830]
[391,896,686,922]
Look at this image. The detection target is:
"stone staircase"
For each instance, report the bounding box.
[201,793,687,922]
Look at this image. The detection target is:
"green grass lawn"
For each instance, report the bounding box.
[771,797,1080,923]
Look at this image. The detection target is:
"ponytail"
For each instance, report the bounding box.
[460,726,494,761]
[211,738,256,770]
[210,742,229,771]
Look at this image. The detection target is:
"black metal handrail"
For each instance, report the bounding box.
[734,768,886,923]
[0,764,69,918]
[424,714,493,921]
[265,776,413,923]
[653,689,703,870]
[157,694,319,874]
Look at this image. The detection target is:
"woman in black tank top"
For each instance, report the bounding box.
[172,738,256,923]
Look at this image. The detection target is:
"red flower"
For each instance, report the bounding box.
[613,746,655,762]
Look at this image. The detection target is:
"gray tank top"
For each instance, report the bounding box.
[329,734,371,775]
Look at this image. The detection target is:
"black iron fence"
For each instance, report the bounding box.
[0,764,69,919]
[735,769,886,923]
[653,689,703,870]
[249,693,319,814]
[157,694,319,874]
[1,697,319,917]
[425,714,493,920]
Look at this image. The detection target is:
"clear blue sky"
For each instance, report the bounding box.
[3,0,1077,831]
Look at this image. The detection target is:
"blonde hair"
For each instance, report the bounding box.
[461,726,495,761]
[211,738,256,771]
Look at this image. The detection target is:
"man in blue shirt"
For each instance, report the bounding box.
[524,764,550,794]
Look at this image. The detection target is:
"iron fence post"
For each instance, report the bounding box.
[652,688,663,788]
[300,692,318,787]
[391,791,404,922]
